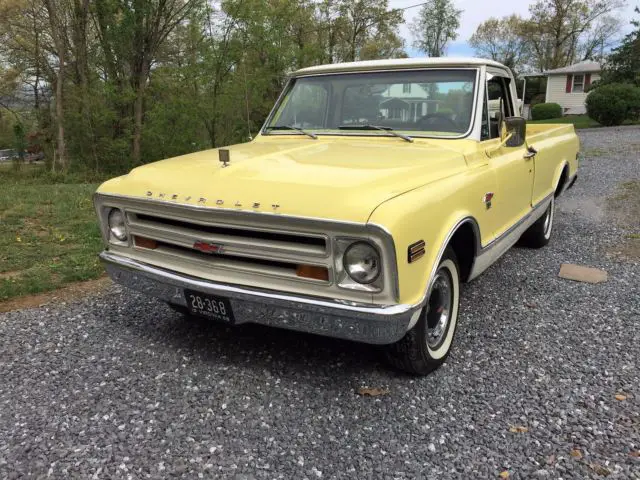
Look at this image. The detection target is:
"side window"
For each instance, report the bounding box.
[485,76,513,139]
[481,92,490,141]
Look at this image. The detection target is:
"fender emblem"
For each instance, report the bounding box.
[193,241,224,254]
[483,192,494,209]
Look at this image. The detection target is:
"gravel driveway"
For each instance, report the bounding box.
[1,127,639,479]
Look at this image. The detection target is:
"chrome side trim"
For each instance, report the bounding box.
[468,194,552,280]
[100,251,416,345]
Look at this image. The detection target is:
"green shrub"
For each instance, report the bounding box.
[531,103,563,120]
[586,83,640,126]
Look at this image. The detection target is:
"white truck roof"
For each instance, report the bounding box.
[292,57,510,76]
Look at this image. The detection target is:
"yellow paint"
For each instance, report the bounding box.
[96,124,579,306]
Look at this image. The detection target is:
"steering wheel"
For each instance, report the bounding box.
[416,113,460,131]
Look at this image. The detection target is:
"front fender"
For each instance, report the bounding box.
[369,172,488,306]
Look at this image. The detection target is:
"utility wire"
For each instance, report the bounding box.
[392,2,429,11]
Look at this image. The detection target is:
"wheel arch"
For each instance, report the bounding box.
[553,161,570,197]
[426,216,481,293]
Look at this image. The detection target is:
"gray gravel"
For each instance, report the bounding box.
[1,127,639,479]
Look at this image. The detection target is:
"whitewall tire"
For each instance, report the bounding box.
[519,196,555,248]
[385,248,461,375]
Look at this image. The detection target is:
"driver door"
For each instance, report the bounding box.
[482,74,534,239]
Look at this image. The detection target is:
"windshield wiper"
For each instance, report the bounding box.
[265,125,317,139]
[338,124,413,143]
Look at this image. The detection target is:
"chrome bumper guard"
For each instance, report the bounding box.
[100,251,417,344]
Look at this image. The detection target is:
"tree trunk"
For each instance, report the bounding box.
[33,9,40,115]
[72,0,89,90]
[54,52,66,170]
[44,0,67,171]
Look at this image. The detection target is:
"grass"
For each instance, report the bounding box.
[0,164,108,302]
[528,114,640,129]
[528,115,601,129]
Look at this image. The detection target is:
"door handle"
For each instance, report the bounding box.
[524,146,537,159]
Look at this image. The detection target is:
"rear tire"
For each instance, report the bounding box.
[384,248,460,375]
[519,196,555,248]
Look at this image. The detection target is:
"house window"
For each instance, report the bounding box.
[402,83,411,94]
[572,74,584,93]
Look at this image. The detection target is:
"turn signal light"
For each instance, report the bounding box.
[296,265,329,281]
[408,240,425,263]
[134,236,158,249]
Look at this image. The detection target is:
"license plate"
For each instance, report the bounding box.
[184,290,235,323]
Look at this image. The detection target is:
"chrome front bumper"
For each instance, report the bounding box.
[100,251,418,344]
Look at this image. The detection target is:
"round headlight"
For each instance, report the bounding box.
[343,242,381,284]
[107,208,128,241]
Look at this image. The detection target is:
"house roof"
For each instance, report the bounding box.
[292,57,509,76]
[379,97,410,109]
[544,61,601,75]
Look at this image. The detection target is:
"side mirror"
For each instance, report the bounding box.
[503,117,526,148]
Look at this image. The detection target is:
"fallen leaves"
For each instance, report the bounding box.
[589,463,611,476]
[498,471,510,478]
[570,449,583,459]
[357,386,389,397]
[614,393,627,401]
[630,451,640,458]
[508,425,529,433]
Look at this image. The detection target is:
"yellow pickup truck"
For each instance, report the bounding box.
[95,57,579,375]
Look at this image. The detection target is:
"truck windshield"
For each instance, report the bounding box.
[265,69,477,139]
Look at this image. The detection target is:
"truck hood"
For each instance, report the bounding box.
[97,138,466,223]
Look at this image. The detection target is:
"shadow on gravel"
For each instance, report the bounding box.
[119,299,398,381]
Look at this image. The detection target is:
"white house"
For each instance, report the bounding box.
[544,61,601,115]
[379,83,433,121]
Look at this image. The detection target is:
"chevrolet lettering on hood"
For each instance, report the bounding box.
[144,190,280,211]
[94,57,580,376]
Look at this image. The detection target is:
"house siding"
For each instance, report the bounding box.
[545,73,600,114]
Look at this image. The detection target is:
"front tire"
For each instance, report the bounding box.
[385,248,460,375]
[519,196,555,248]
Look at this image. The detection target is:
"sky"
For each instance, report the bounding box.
[392,0,640,58]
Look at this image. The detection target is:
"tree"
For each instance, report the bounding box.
[411,0,462,57]
[469,15,529,75]
[601,7,640,85]
[521,0,624,71]
[335,0,404,62]
[359,29,407,60]
[0,0,417,174]
[43,0,68,171]
[94,0,200,165]
[578,15,622,62]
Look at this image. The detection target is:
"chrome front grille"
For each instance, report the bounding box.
[124,210,331,283]
[94,194,399,304]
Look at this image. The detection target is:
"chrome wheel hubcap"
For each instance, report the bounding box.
[426,270,453,348]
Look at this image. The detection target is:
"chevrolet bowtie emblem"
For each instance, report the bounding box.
[193,241,224,254]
